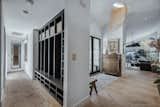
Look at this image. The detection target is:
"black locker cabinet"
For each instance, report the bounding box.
[35,10,64,105]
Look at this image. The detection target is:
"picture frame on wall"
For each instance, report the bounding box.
[108,39,120,53]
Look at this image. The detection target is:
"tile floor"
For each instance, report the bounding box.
[78,71,160,107]
[3,71,61,107]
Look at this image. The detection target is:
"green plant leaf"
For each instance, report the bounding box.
[154,77,160,84]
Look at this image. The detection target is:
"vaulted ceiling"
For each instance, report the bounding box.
[3,0,160,38]
[91,0,160,37]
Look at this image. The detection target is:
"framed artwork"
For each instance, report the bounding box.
[108,39,120,53]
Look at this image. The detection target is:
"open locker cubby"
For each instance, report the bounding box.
[41,41,44,75]
[38,42,41,72]
[49,36,54,77]
[45,39,48,76]
[45,26,49,37]
[42,29,45,39]
[36,10,64,105]
[50,22,55,36]
[55,34,61,79]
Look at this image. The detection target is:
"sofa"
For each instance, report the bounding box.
[139,61,151,71]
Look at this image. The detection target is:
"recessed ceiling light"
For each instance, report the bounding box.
[26,0,34,5]
[113,2,125,8]
[23,9,29,14]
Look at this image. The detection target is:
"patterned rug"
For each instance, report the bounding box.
[90,73,118,92]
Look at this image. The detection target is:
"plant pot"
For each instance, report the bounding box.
[157,84,160,95]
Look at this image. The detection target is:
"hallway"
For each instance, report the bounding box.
[3,72,61,107]
[79,71,160,107]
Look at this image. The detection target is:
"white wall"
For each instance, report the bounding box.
[90,22,102,38]
[21,39,25,71]
[24,32,33,79]
[24,30,39,80]
[0,0,6,103]
[33,30,39,73]
[125,23,160,43]
[103,26,124,54]
[64,0,90,106]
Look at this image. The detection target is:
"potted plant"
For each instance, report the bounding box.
[154,76,160,95]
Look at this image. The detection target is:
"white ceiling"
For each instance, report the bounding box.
[3,0,65,34]
[91,0,160,36]
[3,0,160,38]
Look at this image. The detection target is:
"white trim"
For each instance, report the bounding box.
[1,87,5,107]
[8,68,24,72]
[72,95,89,107]
[63,9,68,107]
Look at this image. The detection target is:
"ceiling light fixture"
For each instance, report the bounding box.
[23,9,29,14]
[113,2,125,8]
[26,0,34,5]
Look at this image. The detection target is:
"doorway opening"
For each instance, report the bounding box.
[11,43,21,69]
[89,36,101,75]
[125,33,160,73]
[89,0,127,93]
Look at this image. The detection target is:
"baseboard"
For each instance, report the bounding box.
[1,88,5,107]
[73,95,89,107]
[25,70,33,80]
[90,71,100,75]
[8,68,24,73]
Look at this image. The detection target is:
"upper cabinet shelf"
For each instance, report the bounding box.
[39,10,64,41]
[45,26,49,37]
[50,22,55,36]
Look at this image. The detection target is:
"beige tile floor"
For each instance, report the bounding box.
[3,70,160,107]
[78,71,160,107]
[3,71,61,107]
